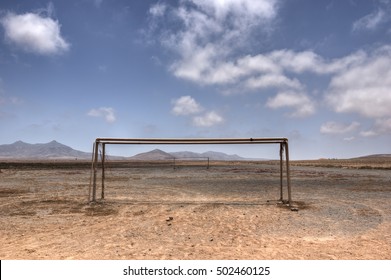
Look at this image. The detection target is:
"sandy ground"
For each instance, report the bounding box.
[0,160,390,259]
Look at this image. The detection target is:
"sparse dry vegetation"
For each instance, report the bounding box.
[291,157,391,170]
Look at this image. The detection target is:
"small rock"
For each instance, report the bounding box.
[166,216,174,221]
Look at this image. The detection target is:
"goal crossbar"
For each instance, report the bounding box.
[89,137,292,207]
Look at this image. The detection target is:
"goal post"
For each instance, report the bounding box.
[173,156,210,169]
[89,137,293,207]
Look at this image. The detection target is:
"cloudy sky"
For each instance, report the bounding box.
[1,0,390,159]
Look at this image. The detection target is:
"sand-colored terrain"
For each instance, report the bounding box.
[0,160,390,259]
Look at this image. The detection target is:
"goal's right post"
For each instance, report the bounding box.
[279,143,284,202]
[284,140,292,207]
[277,140,292,207]
[101,143,106,200]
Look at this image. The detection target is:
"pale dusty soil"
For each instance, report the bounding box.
[0,161,390,260]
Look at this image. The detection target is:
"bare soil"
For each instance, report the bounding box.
[0,160,390,259]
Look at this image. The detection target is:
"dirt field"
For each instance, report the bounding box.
[0,159,390,260]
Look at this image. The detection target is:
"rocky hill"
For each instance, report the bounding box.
[353,154,391,159]
[0,140,91,159]
[129,149,174,160]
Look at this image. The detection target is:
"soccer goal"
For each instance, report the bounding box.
[88,137,293,207]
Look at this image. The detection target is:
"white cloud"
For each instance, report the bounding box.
[192,111,224,127]
[237,54,281,74]
[150,0,391,131]
[150,0,374,96]
[87,107,116,123]
[169,46,369,92]
[326,45,391,119]
[320,121,360,134]
[150,0,279,88]
[190,0,278,21]
[171,48,318,91]
[0,12,69,55]
[245,73,303,90]
[266,91,316,118]
[360,118,391,137]
[353,9,387,31]
[174,0,278,42]
[171,95,224,127]
[321,45,391,137]
[269,49,366,75]
[360,130,378,137]
[149,3,167,17]
[170,45,218,84]
[343,137,355,142]
[171,96,203,116]
[270,50,324,73]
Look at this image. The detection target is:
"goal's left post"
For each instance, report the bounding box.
[90,140,100,202]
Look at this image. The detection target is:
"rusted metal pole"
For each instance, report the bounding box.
[279,143,284,201]
[92,141,99,202]
[95,137,288,145]
[101,143,105,200]
[88,142,96,202]
[284,141,292,206]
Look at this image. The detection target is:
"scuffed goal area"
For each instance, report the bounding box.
[91,161,286,205]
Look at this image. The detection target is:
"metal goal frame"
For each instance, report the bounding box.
[89,137,292,206]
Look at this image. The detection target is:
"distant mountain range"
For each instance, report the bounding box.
[129,149,246,161]
[0,141,248,160]
[0,140,91,159]
[2,140,389,160]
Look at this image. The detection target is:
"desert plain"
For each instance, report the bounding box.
[0,158,390,259]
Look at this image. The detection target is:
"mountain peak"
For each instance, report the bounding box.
[0,140,90,159]
[13,140,29,145]
[150,148,165,153]
[130,149,173,160]
[46,140,65,147]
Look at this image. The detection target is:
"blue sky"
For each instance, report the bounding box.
[1,0,391,159]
